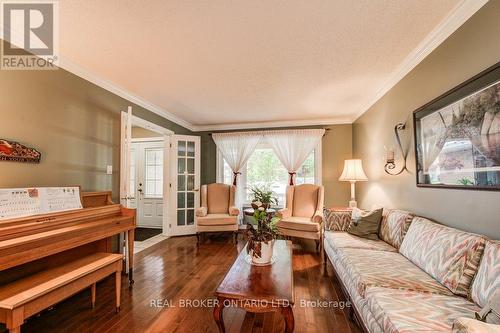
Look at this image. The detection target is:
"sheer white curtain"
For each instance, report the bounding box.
[422,126,447,173]
[212,132,262,185]
[265,129,324,185]
[212,132,262,222]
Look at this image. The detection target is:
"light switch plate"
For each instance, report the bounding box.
[106,165,113,175]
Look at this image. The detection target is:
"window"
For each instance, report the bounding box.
[217,142,321,207]
[130,148,136,198]
[145,148,163,198]
[176,140,196,226]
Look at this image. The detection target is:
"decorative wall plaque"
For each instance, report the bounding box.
[0,139,41,163]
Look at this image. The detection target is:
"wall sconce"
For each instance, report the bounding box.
[384,123,407,175]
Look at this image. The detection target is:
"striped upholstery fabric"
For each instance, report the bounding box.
[324,238,384,333]
[452,317,500,333]
[399,217,486,297]
[470,240,500,307]
[324,231,397,253]
[336,248,453,298]
[324,208,352,231]
[366,287,480,333]
[323,212,495,333]
[379,209,414,249]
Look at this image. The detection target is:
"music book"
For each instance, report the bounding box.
[0,187,82,220]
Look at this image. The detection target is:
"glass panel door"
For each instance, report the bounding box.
[170,135,200,236]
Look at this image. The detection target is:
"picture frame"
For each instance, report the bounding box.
[413,62,500,191]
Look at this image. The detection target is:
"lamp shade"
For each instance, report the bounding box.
[339,159,368,181]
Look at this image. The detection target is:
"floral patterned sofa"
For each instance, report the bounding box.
[323,209,499,333]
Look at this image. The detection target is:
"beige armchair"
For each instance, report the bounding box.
[277,184,324,251]
[195,183,240,245]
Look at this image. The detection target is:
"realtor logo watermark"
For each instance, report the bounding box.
[1,0,59,70]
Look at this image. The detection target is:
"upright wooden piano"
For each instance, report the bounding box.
[0,191,136,332]
[0,191,136,285]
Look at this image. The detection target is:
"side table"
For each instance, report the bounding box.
[243,207,277,217]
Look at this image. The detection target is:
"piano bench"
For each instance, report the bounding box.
[0,252,123,333]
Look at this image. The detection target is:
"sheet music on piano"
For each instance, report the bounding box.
[0,187,83,220]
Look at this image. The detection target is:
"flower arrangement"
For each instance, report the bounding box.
[246,197,280,263]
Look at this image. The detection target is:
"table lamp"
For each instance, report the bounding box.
[339,159,368,208]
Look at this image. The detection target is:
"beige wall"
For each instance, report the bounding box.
[353,1,500,239]
[322,125,352,207]
[0,57,193,200]
[131,126,161,138]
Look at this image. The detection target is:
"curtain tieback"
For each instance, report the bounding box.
[232,172,242,186]
[288,172,296,186]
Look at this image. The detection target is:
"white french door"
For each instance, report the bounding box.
[120,109,133,208]
[169,135,200,236]
[130,141,165,229]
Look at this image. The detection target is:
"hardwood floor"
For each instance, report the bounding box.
[1,234,361,333]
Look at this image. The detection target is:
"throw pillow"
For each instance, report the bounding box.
[347,208,383,240]
[323,208,353,231]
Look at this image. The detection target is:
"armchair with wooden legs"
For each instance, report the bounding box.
[195,183,240,245]
[276,184,324,252]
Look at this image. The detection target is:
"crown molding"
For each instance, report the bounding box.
[190,117,353,132]
[351,0,489,122]
[58,58,196,131]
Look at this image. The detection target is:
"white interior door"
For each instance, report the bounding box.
[170,135,200,236]
[131,141,164,229]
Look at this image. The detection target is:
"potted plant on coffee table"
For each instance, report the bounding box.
[246,200,280,265]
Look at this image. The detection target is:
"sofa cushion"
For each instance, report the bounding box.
[325,231,397,253]
[470,240,500,308]
[207,184,230,214]
[324,239,384,333]
[196,214,237,226]
[277,217,319,232]
[399,217,486,297]
[337,248,453,298]
[379,209,414,249]
[452,317,500,333]
[366,287,480,333]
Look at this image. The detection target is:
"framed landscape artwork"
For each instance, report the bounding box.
[414,62,499,191]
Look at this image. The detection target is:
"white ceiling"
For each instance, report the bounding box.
[58,0,486,131]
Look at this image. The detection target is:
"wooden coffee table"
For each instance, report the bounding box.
[213,240,295,332]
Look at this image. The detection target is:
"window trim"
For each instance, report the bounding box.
[215,141,322,203]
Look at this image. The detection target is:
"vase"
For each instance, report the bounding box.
[251,240,275,265]
[251,202,270,210]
